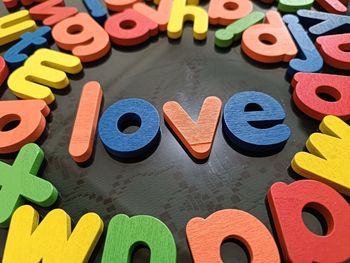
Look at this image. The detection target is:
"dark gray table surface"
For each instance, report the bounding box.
[0,1,349,262]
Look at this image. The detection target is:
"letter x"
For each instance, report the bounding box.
[0,143,58,228]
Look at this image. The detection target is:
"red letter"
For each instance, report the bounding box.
[316,33,350,70]
[105,9,158,46]
[292,72,350,120]
[0,56,9,86]
[268,180,350,262]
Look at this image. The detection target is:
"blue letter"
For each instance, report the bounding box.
[98,98,160,159]
[223,91,291,154]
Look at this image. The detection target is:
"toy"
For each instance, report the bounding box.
[52,13,111,62]
[297,10,350,38]
[69,81,103,163]
[316,33,350,70]
[223,91,291,154]
[0,100,49,154]
[4,26,52,69]
[3,205,103,263]
[277,0,314,13]
[0,56,9,86]
[133,0,173,31]
[291,115,350,196]
[208,0,253,26]
[105,9,158,46]
[268,180,350,262]
[29,0,78,26]
[284,14,323,76]
[7,48,82,104]
[167,0,208,40]
[83,0,108,24]
[215,11,264,48]
[0,144,58,228]
[0,10,36,46]
[316,0,349,14]
[291,73,350,120]
[241,11,297,63]
[163,96,222,160]
[104,0,141,11]
[102,214,176,262]
[2,0,41,8]
[187,209,280,263]
[98,98,160,159]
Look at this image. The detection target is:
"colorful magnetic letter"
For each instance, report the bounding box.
[241,11,297,63]
[29,0,78,26]
[4,26,52,69]
[187,209,280,263]
[0,56,9,86]
[83,0,108,24]
[316,33,350,70]
[316,0,349,14]
[283,15,323,76]
[104,0,141,11]
[98,98,160,159]
[8,48,82,104]
[0,100,49,154]
[69,81,103,163]
[0,10,37,46]
[297,10,350,38]
[268,180,350,262]
[223,91,291,153]
[208,0,253,26]
[3,205,103,263]
[167,0,209,40]
[292,116,350,196]
[0,144,58,228]
[277,0,314,13]
[102,214,176,262]
[291,73,350,120]
[215,11,264,48]
[163,96,222,160]
[105,9,158,46]
[52,13,111,62]
[133,0,173,31]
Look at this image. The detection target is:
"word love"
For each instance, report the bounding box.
[0,81,291,162]
[2,179,350,262]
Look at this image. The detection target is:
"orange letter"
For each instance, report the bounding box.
[241,11,297,63]
[0,100,49,154]
[163,96,222,160]
[186,209,280,263]
[52,13,111,62]
[29,0,78,26]
[69,81,103,163]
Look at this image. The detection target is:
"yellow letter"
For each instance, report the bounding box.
[3,205,103,263]
[0,10,36,46]
[292,115,350,196]
[167,0,208,40]
[8,48,82,104]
